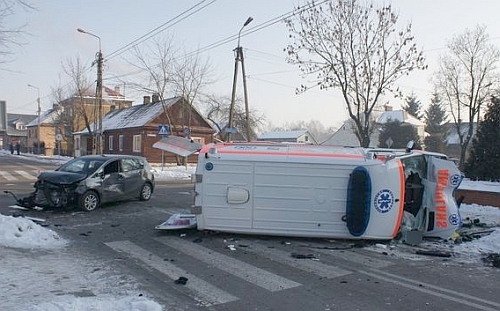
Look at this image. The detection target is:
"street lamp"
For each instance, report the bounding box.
[77,28,103,154]
[27,84,41,154]
[227,17,253,142]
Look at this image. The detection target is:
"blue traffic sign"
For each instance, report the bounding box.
[158,125,170,135]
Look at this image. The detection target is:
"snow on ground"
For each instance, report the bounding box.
[459,178,500,193]
[1,150,500,310]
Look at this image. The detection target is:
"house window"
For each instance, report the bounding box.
[133,135,141,152]
[108,135,114,151]
[304,136,309,142]
[119,135,124,151]
[64,126,72,137]
[191,137,204,145]
[75,137,80,151]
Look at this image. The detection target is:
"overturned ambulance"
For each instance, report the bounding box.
[191,142,463,240]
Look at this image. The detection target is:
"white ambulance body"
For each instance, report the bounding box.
[191,142,463,240]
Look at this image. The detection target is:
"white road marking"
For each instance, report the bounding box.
[105,240,238,306]
[15,170,37,180]
[154,236,301,292]
[361,269,500,311]
[0,171,17,181]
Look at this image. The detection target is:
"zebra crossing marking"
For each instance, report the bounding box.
[233,240,352,278]
[105,240,238,306]
[154,236,301,292]
[15,170,37,180]
[0,171,17,181]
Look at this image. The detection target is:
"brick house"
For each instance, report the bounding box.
[24,86,133,156]
[74,96,215,163]
[56,86,133,156]
[25,108,60,155]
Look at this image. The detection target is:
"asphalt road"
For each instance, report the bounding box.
[1,154,500,311]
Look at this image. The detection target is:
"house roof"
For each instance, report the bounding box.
[444,122,477,145]
[322,120,379,147]
[258,129,309,140]
[377,110,424,126]
[74,96,184,134]
[25,109,59,126]
[76,85,128,100]
[8,113,37,124]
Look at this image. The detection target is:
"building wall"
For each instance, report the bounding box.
[27,123,54,155]
[102,126,213,164]
[455,189,500,208]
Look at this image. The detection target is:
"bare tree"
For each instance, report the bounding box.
[127,36,181,133]
[203,94,265,141]
[61,57,96,155]
[433,25,500,169]
[172,50,213,135]
[0,0,34,67]
[285,0,426,147]
[127,37,216,163]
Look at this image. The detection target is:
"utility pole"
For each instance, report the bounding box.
[78,28,103,154]
[227,17,253,142]
[96,47,103,154]
[27,84,41,154]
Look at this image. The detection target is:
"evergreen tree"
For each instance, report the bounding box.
[424,92,448,153]
[464,96,500,181]
[403,93,423,120]
[378,119,421,149]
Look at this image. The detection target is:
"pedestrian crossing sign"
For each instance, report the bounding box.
[158,125,170,136]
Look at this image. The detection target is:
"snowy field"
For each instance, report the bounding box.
[1,150,499,310]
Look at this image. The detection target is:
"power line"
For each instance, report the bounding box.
[181,0,330,60]
[106,0,217,60]
[104,0,329,86]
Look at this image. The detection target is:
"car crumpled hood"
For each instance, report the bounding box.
[37,171,87,185]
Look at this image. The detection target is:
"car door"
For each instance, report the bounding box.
[101,159,125,203]
[120,158,144,197]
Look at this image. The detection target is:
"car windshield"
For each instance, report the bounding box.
[58,158,106,175]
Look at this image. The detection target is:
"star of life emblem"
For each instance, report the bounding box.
[374,189,394,214]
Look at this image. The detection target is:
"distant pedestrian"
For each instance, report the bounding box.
[16,143,20,155]
[10,143,14,154]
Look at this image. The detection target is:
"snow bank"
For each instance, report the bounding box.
[0,214,67,249]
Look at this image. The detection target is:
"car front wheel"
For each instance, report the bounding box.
[139,183,153,201]
[79,191,100,211]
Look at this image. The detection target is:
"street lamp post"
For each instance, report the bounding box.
[27,84,41,154]
[227,17,253,142]
[77,28,103,154]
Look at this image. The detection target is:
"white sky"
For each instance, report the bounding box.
[1,1,500,129]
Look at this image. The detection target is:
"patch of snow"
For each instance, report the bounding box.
[0,214,67,249]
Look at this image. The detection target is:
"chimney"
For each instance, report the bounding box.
[143,96,151,104]
[384,104,393,111]
[152,93,160,103]
[114,86,120,94]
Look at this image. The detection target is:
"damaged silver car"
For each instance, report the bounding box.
[7,155,155,211]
